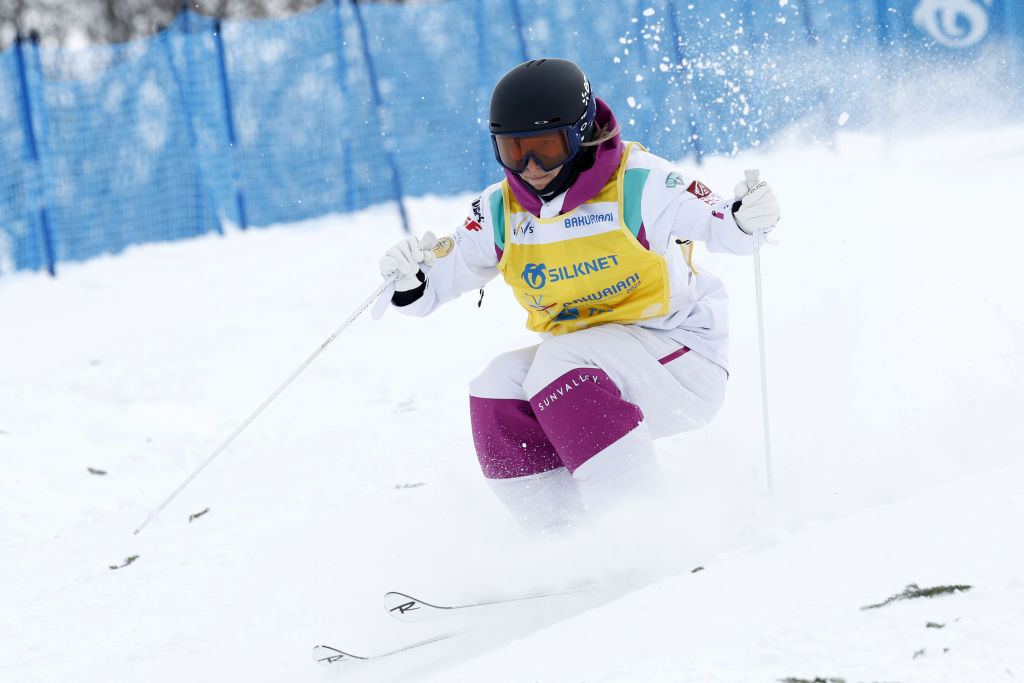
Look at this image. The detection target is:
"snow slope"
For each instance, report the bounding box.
[1,125,1023,683]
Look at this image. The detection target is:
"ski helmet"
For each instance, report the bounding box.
[489,58,595,136]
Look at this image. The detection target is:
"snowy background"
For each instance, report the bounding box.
[2,123,1024,682]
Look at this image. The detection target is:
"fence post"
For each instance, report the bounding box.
[1009,0,1024,110]
[797,0,838,147]
[331,0,355,214]
[349,0,410,233]
[873,0,896,149]
[475,0,491,188]
[13,32,56,276]
[665,1,705,165]
[212,18,249,230]
[508,0,530,62]
[161,16,220,236]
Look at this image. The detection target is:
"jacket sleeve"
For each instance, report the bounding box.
[389,188,503,318]
[635,152,757,256]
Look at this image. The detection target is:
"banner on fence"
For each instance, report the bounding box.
[1,0,1021,274]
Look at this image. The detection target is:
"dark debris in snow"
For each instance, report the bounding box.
[109,555,139,570]
[188,507,210,523]
[861,582,972,610]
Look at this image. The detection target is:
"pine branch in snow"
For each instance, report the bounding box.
[860,582,972,610]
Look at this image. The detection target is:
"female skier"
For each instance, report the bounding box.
[377,58,780,533]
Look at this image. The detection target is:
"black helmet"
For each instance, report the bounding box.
[489,58,595,135]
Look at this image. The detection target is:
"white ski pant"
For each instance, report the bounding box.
[468,324,727,532]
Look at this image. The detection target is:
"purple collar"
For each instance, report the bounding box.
[503,98,623,217]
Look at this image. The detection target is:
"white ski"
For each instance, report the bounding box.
[314,581,609,668]
[384,582,596,622]
[312,631,460,667]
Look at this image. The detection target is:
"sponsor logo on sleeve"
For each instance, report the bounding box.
[686,180,712,198]
[665,172,686,188]
[686,180,723,207]
[461,195,485,232]
[431,235,455,258]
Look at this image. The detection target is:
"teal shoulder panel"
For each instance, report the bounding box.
[489,188,506,251]
[622,168,650,238]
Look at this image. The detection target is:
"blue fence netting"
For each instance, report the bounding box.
[1,0,1022,275]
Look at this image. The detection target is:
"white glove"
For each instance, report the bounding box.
[379,231,438,291]
[732,169,780,235]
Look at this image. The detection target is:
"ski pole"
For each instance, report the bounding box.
[752,227,773,493]
[133,275,397,535]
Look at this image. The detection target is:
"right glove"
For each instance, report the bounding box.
[379,231,438,291]
[732,169,780,235]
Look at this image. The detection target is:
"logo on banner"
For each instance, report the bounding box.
[913,0,992,48]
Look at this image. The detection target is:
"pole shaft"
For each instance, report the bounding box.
[753,230,773,492]
[133,276,395,534]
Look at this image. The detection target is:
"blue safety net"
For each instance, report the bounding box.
[1,0,1022,274]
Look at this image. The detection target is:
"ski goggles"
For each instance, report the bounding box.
[491,126,581,173]
[490,97,596,173]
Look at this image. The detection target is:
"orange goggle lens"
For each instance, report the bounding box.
[493,129,575,173]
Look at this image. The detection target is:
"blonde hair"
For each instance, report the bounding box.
[580,123,620,147]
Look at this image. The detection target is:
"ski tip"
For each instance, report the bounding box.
[384,591,416,601]
[312,644,362,666]
[312,631,462,667]
[384,591,428,620]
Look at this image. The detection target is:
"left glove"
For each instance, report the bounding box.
[379,231,438,291]
[732,169,780,235]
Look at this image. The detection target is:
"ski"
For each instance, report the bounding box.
[384,582,596,622]
[312,631,460,667]
[314,581,612,668]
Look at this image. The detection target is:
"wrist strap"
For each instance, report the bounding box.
[391,270,426,306]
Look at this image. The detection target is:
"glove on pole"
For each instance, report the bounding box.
[133,274,397,535]
[735,169,775,493]
[379,231,437,290]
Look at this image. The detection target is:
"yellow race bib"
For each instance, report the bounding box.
[498,143,670,335]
